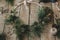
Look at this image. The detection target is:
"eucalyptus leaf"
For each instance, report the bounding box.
[38,7,53,24]
[31,22,44,37]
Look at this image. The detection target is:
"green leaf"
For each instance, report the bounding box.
[5,15,19,24]
[38,7,53,24]
[38,7,45,19]
[15,24,30,40]
[32,22,44,37]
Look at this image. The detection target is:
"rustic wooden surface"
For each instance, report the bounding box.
[0,0,60,40]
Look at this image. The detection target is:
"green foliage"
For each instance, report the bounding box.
[5,12,30,40]
[31,22,44,37]
[38,7,53,24]
[36,7,54,37]
[42,17,51,24]
[15,24,30,40]
[15,24,30,36]
[6,0,14,6]
[38,7,45,19]
[56,19,60,25]
[5,8,45,40]
[5,7,53,40]
[56,19,60,38]
[0,33,6,40]
[44,7,53,14]
[5,15,19,24]
[56,30,60,38]
[5,14,44,39]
